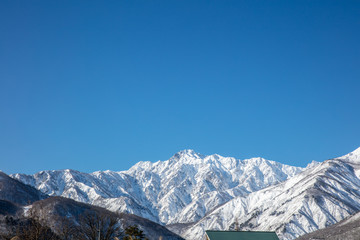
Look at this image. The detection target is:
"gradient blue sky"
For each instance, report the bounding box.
[1,0,359,174]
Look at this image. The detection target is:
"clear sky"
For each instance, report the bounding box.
[1,0,359,174]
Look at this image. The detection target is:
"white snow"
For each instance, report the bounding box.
[337,147,360,163]
[10,147,360,240]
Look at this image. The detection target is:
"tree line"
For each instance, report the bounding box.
[0,210,148,240]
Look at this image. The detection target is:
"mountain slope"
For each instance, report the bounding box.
[0,171,183,240]
[176,147,360,240]
[0,171,47,205]
[29,196,184,240]
[11,150,303,226]
[296,147,360,240]
[297,210,360,240]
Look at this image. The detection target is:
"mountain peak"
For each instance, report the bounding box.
[338,146,360,162]
[352,146,360,155]
[171,149,204,160]
[306,160,321,169]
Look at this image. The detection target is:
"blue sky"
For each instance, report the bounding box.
[1,1,359,174]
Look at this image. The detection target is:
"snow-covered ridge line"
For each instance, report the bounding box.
[176,147,360,240]
[11,147,360,240]
[11,150,303,224]
[336,146,360,163]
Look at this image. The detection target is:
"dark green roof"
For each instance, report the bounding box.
[205,231,280,240]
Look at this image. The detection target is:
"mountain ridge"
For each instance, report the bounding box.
[11,150,303,225]
[9,147,360,240]
[0,171,184,240]
[175,148,360,239]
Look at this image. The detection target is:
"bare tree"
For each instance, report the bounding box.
[53,216,78,240]
[17,217,59,240]
[235,218,240,231]
[15,208,59,240]
[77,212,122,240]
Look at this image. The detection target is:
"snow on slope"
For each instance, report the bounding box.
[175,147,360,240]
[338,146,360,163]
[297,203,360,239]
[11,149,302,226]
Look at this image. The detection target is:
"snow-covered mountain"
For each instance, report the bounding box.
[297,210,360,240]
[11,150,302,226]
[171,147,360,240]
[0,171,47,205]
[11,148,360,240]
[0,172,183,240]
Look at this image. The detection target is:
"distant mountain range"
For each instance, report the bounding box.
[0,171,183,240]
[11,150,302,226]
[4,147,360,239]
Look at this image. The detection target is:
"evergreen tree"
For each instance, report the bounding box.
[123,225,147,240]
